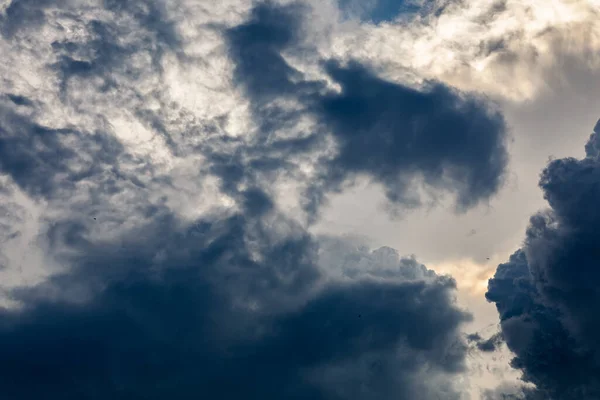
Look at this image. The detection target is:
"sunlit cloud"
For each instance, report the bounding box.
[325,0,600,101]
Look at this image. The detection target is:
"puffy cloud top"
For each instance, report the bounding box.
[487,120,600,399]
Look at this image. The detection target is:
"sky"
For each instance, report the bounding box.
[0,0,599,399]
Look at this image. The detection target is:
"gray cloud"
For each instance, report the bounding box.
[314,61,508,213]
[225,2,509,221]
[0,1,490,398]
[467,331,504,353]
[486,120,600,399]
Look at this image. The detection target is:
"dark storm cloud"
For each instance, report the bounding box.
[0,1,500,398]
[486,120,600,399]
[337,0,422,24]
[0,86,469,398]
[226,2,312,101]
[315,61,508,211]
[226,2,509,219]
[0,206,471,400]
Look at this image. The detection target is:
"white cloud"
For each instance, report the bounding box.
[323,0,600,101]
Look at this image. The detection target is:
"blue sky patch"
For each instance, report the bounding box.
[338,0,423,24]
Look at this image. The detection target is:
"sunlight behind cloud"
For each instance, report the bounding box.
[428,258,502,296]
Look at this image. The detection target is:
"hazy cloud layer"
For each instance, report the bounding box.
[486,120,600,399]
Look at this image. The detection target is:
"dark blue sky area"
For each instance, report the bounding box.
[338,0,422,24]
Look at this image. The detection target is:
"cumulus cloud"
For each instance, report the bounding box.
[486,120,600,399]
[0,0,516,398]
[0,202,474,399]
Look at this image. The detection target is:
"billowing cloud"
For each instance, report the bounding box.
[467,332,504,353]
[0,204,472,399]
[314,61,507,212]
[486,120,600,399]
[0,0,513,398]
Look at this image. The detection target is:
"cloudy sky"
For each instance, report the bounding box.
[0,0,599,398]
